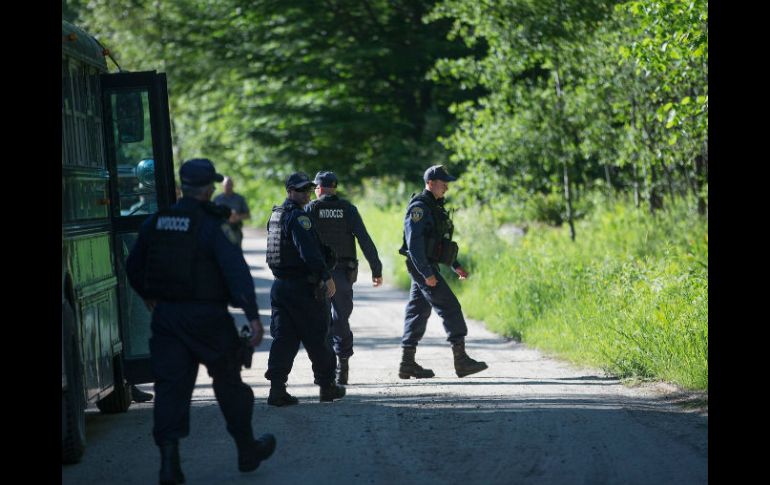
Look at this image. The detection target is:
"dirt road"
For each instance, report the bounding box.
[62,228,707,484]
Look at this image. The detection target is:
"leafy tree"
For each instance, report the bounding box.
[428,0,619,238]
[69,0,481,185]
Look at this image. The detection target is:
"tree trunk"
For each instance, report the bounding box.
[631,96,640,209]
[663,161,676,205]
[633,163,640,208]
[551,2,575,241]
[695,151,707,216]
[604,163,613,199]
[648,163,664,214]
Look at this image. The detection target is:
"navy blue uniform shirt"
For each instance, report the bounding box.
[404,193,461,280]
[126,197,260,320]
[306,194,383,278]
[282,198,332,282]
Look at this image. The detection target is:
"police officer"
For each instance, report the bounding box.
[126,158,276,484]
[306,171,383,385]
[264,172,346,406]
[398,165,488,379]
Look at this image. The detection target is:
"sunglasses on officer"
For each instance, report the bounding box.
[291,185,314,193]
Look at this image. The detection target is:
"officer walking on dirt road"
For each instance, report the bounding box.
[306,170,383,385]
[398,165,488,379]
[126,158,276,484]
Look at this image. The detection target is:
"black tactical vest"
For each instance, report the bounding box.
[144,206,229,302]
[266,203,305,275]
[308,197,356,261]
[399,190,455,263]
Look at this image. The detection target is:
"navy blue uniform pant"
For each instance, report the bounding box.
[149,301,254,447]
[402,260,468,348]
[330,268,355,359]
[265,277,336,387]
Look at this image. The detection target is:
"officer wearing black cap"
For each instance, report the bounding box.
[398,165,488,379]
[126,158,276,484]
[264,171,346,406]
[306,171,383,385]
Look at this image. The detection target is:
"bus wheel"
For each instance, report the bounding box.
[96,354,132,414]
[62,302,86,464]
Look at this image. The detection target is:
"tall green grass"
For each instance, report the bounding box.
[360,195,708,391]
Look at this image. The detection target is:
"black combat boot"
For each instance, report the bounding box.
[319,383,346,402]
[158,442,185,484]
[452,341,488,377]
[131,385,154,403]
[237,433,277,472]
[398,347,435,379]
[267,385,299,407]
[336,357,349,385]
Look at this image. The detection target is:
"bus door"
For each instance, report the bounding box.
[101,71,176,384]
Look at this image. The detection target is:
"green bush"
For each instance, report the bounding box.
[449,197,708,390]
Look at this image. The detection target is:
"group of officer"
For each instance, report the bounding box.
[126,158,487,484]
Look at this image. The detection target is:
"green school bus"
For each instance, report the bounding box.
[62,20,176,463]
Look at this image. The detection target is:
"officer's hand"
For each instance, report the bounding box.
[372,276,383,287]
[228,211,239,224]
[325,278,336,298]
[425,275,438,287]
[455,266,469,280]
[248,319,264,347]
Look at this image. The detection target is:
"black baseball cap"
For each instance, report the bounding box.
[314,171,338,188]
[285,172,316,190]
[423,165,457,183]
[179,158,224,186]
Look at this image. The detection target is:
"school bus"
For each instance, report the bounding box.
[62,19,176,463]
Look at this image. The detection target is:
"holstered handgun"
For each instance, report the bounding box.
[321,243,337,271]
[308,274,326,302]
[345,260,359,284]
[236,325,254,369]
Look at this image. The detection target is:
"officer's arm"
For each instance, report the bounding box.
[304,201,318,224]
[287,213,331,282]
[125,218,152,299]
[350,205,383,278]
[405,203,435,280]
[211,223,261,321]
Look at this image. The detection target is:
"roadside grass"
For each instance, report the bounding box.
[359,196,708,391]
[357,203,412,289]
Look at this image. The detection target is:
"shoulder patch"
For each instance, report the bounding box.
[410,206,424,223]
[221,223,240,245]
[298,215,312,230]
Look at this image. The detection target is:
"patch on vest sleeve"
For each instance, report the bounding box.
[298,215,312,230]
[410,206,424,222]
[221,223,240,245]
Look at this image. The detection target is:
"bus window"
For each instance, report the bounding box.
[107,89,160,217]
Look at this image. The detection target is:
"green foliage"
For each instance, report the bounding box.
[428,0,708,220]
[448,196,707,390]
[70,0,480,184]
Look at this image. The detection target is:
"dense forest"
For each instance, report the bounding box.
[64,0,708,390]
[64,0,706,229]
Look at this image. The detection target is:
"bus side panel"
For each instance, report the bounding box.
[79,290,119,402]
[66,232,120,403]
